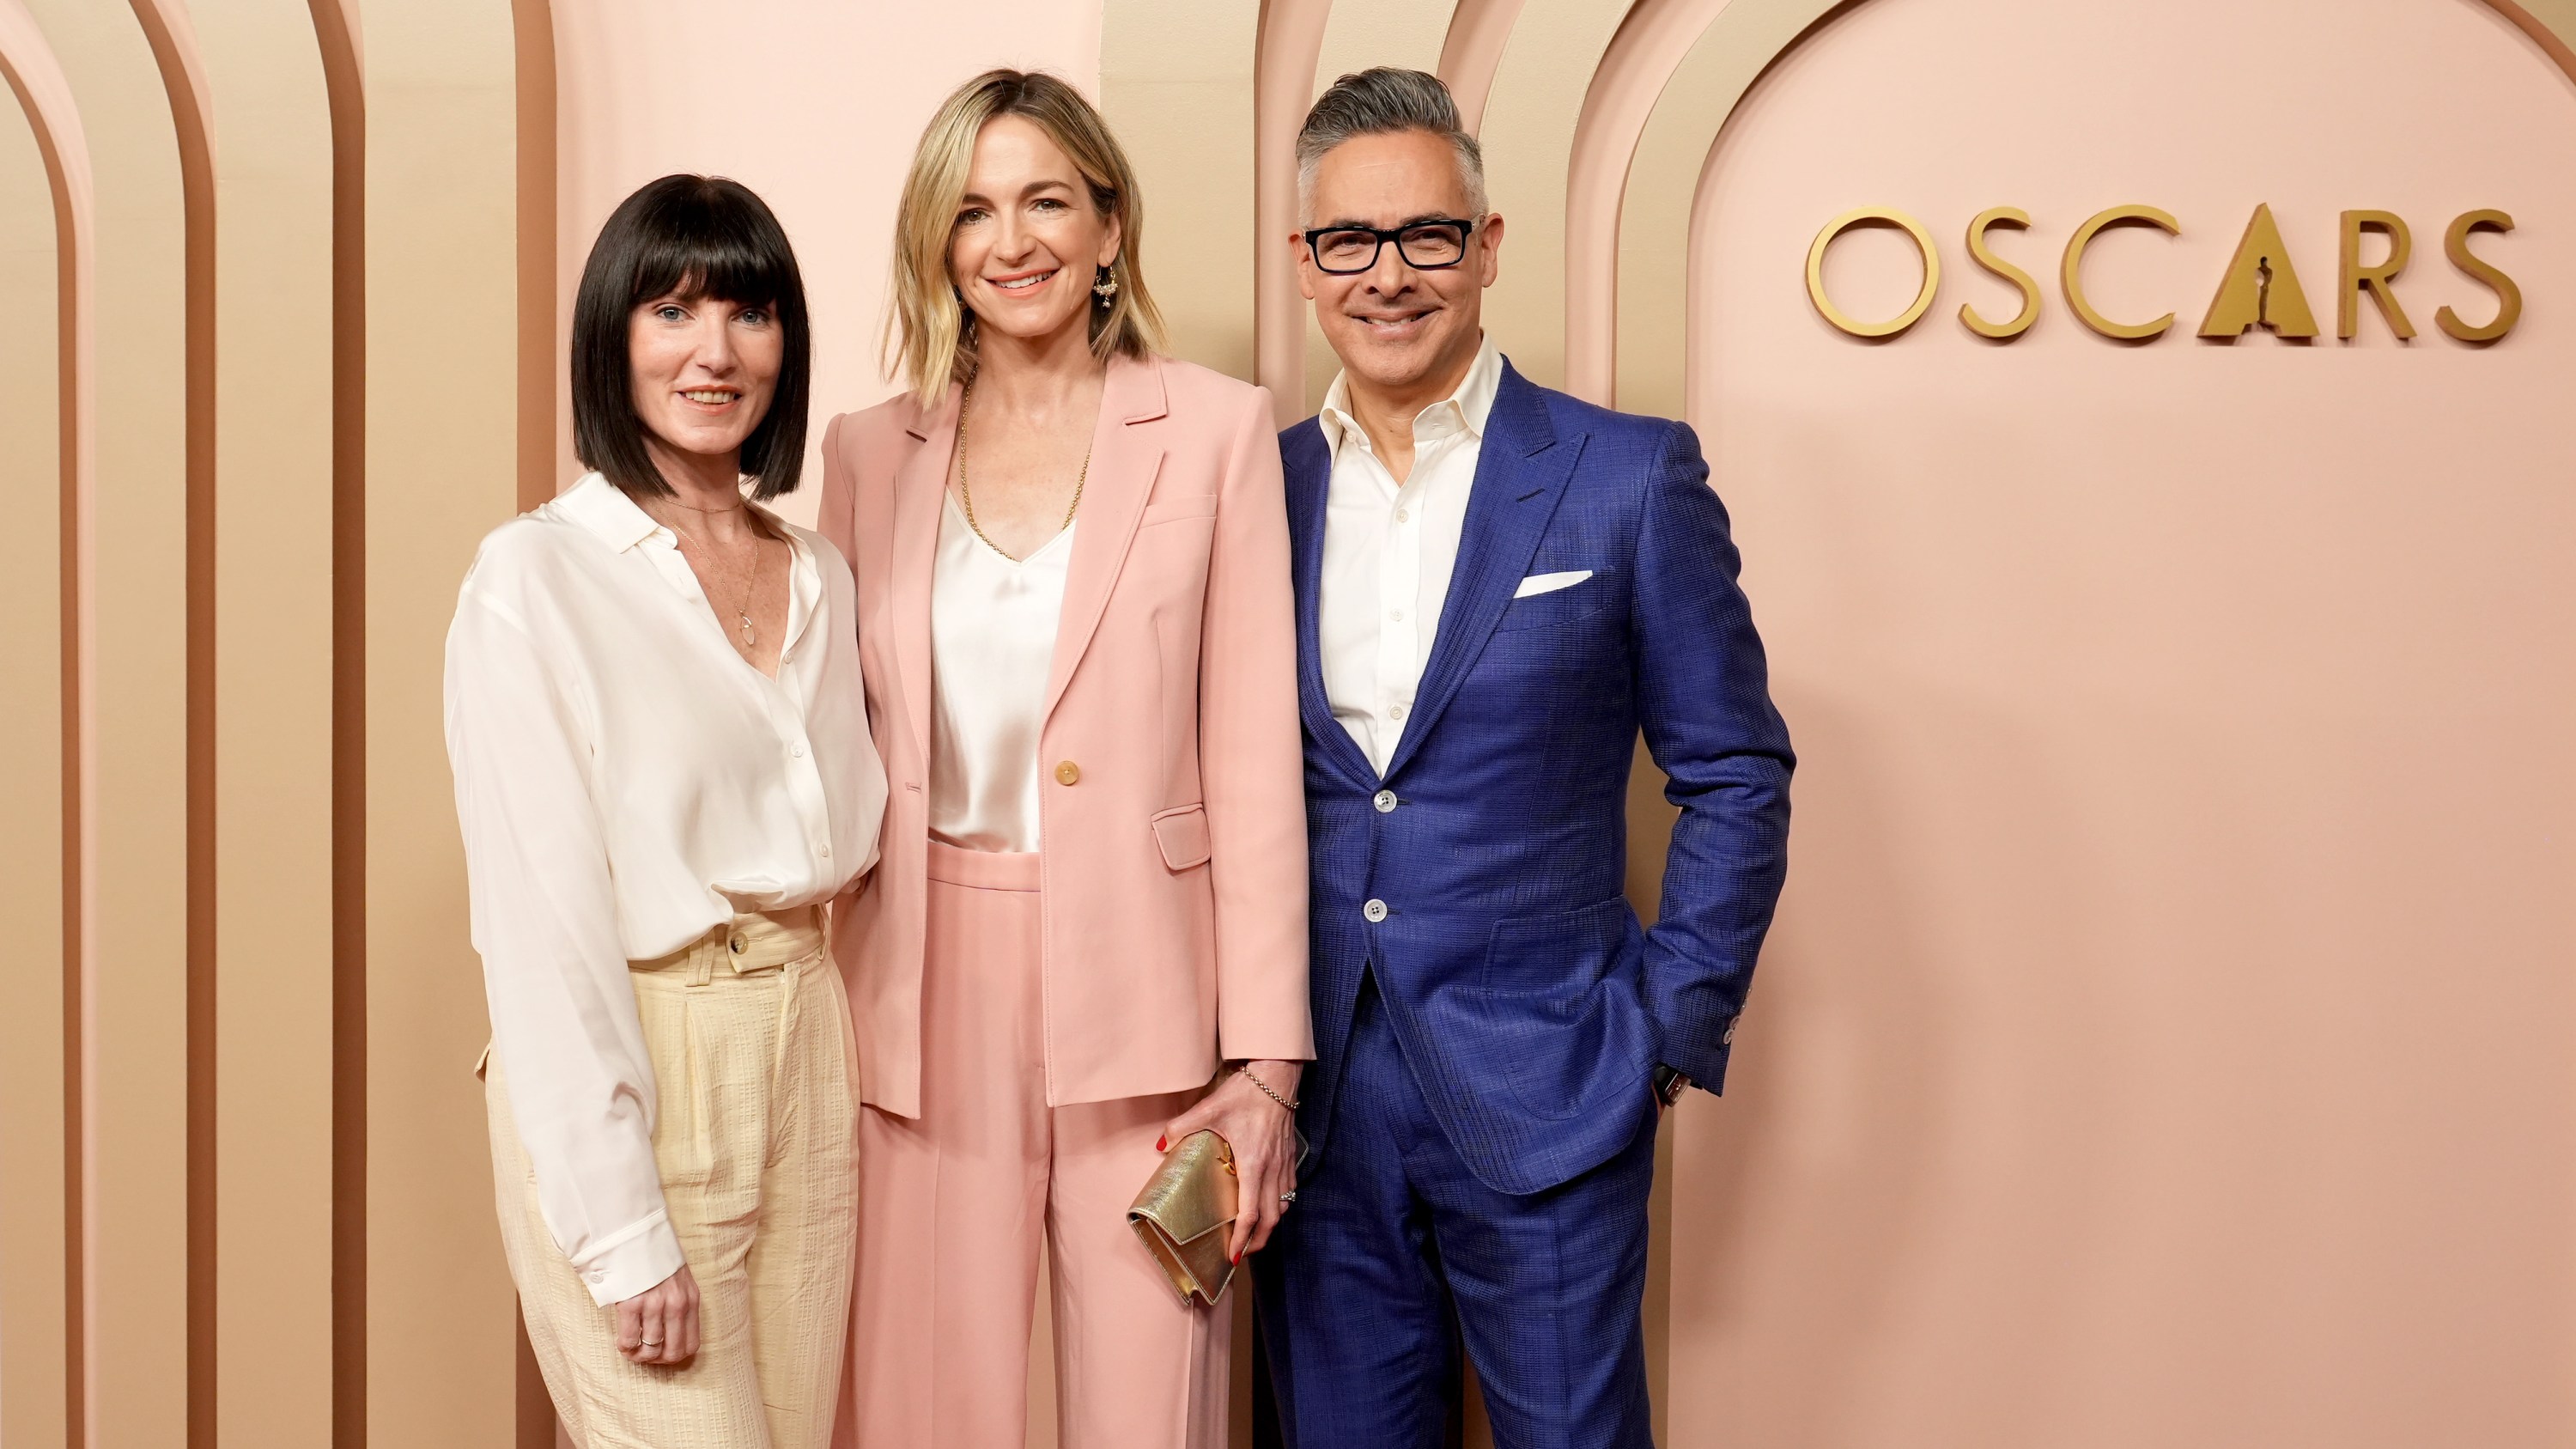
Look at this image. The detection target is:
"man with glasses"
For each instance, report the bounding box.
[1252,68,1795,1449]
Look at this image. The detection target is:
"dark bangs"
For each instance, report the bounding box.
[571,174,812,502]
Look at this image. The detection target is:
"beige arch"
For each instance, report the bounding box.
[0,6,89,1444]
[11,0,197,1435]
[185,0,346,1440]
[1254,0,1334,404]
[1103,0,1261,383]
[1437,0,1526,133]
[1562,0,1730,404]
[118,5,221,1440]
[1474,0,1629,391]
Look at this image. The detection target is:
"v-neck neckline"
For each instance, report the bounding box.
[944,487,1077,568]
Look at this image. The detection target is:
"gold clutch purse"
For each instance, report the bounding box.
[1128,1130,1240,1306]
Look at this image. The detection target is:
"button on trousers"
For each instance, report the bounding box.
[841,843,1226,1449]
[487,908,859,1449]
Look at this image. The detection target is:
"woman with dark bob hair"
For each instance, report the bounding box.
[445,174,884,1447]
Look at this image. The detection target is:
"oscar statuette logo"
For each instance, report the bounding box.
[1807,204,2521,344]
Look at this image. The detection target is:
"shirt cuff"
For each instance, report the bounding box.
[569,1210,687,1308]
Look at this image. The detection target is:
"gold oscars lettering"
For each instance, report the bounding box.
[1806,204,2521,344]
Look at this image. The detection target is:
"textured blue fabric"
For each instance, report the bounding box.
[1280,360,1794,1199]
[1255,976,1657,1449]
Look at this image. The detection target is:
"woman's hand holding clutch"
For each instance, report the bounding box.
[1157,1060,1304,1263]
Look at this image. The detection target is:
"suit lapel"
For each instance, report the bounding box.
[1042,352,1167,720]
[1382,364,1583,782]
[889,386,959,766]
[1283,421,1376,787]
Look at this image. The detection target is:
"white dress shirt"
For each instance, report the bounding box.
[928,492,1072,853]
[445,473,887,1306]
[1316,336,1503,776]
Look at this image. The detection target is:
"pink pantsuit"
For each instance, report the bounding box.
[818,354,1313,1449]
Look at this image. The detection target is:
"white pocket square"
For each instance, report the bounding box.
[1513,569,1594,599]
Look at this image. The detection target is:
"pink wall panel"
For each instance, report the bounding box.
[1673,1,2576,1444]
[550,0,1106,527]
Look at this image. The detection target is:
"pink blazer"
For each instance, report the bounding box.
[818,353,1314,1117]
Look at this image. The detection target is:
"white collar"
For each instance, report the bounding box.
[551,471,781,555]
[1317,334,1503,459]
[550,472,665,552]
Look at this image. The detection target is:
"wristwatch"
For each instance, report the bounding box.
[1651,1063,1691,1107]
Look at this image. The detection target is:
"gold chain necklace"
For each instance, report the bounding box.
[662,505,764,654]
[955,374,1091,559]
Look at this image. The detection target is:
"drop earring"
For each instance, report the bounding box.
[1093,265,1120,306]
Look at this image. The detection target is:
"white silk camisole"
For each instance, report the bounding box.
[927,490,1073,853]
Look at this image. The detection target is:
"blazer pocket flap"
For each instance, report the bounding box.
[1513,569,1595,599]
[1139,493,1221,527]
[1151,804,1213,870]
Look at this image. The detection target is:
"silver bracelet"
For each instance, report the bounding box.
[1237,1065,1299,1112]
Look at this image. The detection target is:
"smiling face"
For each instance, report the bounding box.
[1297,128,1503,399]
[626,288,782,470]
[951,114,1121,349]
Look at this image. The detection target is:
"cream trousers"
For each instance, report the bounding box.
[486,909,859,1449]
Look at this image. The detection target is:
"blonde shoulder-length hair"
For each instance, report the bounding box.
[885,70,1166,409]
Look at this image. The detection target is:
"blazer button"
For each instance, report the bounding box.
[1055,760,1082,786]
[1363,898,1388,922]
[1373,789,1398,813]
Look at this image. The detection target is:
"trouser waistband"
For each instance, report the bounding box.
[926,841,1042,892]
[629,907,825,987]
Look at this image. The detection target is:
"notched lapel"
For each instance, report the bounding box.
[1043,354,1169,720]
[1381,367,1584,782]
[890,387,960,765]
[1284,423,1375,786]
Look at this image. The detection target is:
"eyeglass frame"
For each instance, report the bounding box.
[1300,218,1481,276]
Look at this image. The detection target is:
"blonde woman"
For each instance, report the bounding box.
[817,70,1310,1449]
[447,175,884,1447]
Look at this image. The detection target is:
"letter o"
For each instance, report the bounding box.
[1807,208,1941,339]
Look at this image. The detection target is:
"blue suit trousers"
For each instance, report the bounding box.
[1255,977,1659,1449]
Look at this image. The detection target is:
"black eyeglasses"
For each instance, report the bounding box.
[1302,219,1478,275]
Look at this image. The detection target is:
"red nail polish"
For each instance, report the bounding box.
[1230,1249,1242,1264]
[1156,1135,1167,1152]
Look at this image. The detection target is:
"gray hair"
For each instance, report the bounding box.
[1295,67,1488,222]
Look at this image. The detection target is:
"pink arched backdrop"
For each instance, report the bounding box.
[7,2,2576,1446]
[1681,0,2576,1443]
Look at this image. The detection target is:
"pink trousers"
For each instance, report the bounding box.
[841,843,1227,1449]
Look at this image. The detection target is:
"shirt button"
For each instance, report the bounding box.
[790,742,806,758]
[729,935,746,954]
[584,1269,603,1284]
[1363,898,1388,922]
[1390,610,1404,623]
[1394,509,1410,523]
[1055,760,1082,786]
[1389,703,1407,721]
[819,843,832,857]
[1373,789,1397,813]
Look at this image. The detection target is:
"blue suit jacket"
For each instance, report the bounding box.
[1285,362,1793,1196]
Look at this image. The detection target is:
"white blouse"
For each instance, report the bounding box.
[445,473,886,1306]
[928,490,1072,853]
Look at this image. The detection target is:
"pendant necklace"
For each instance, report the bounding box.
[664,496,763,655]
